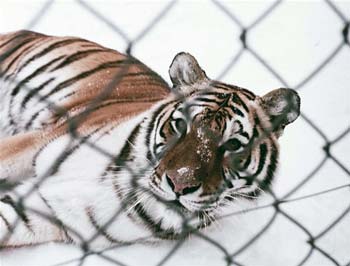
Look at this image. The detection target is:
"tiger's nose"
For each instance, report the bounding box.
[166,174,201,196]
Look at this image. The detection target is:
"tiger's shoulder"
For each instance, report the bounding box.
[0,30,170,136]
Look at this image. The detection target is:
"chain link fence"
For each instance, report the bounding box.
[0,0,349,266]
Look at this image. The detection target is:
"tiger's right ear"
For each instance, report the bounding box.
[169,52,208,91]
[259,88,301,135]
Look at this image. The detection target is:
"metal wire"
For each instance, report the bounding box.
[0,0,349,266]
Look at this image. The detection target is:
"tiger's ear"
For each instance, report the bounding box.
[169,52,208,90]
[259,88,300,133]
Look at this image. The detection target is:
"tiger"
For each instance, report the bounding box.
[0,30,300,248]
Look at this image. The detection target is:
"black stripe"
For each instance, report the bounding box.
[122,71,169,85]
[161,106,180,138]
[39,193,72,242]
[239,88,256,100]
[105,122,143,199]
[145,101,176,160]
[80,43,103,48]
[32,136,57,170]
[223,93,246,117]
[0,195,31,230]
[159,121,169,139]
[107,122,142,173]
[134,202,162,233]
[0,36,37,65]
[184,102,217,110]
[230,105,244,117]
[15,38,85,74]
[237,117,259,161]
[41,59,134,101]
[103,121,144,186]
[152,102,180,154]
[231,94,249,113]
[9,56,64,127]
[242,143,268,185]
[1,44,38,79]
[60,94,162,124]
[97,71,170,90]
[0,213,12,232]
[222,109,233,120]
[239,131,250,140]
[20,78,55,109]
[24,111,40,130]
[212,82,256,101]
[261,143,278,189]
[0,31,34,50]
[50,48,106,71]
[127,54,170,89]
[194,97,222,104]
[155,143,165,149]
[197,92,229,99]
[211,83,236,92]
[246,142,278,198]
[242,153,252,170]
[233,120,250,140]
[134,202,180,239]
[220,116,227,134]
[86,207,121,243]
[24,59,135,130]
[60,80,166,102]
[0,34,24,50]
[146,106,166,160]
[11,55,64,97]
[244,126,260,152]
[252,117,260,140]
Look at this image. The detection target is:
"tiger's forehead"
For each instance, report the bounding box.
[154,85,258,138]
[172,86,257,118]
[191,81,257,100]
[153,86,258,157]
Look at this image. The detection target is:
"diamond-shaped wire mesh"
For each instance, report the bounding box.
[0,1,349,266]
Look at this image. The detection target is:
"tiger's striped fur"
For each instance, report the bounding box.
[0,31,300,248]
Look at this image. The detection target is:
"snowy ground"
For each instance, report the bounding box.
[0,0,349,266]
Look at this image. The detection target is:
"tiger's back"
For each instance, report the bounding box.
[0,30,170,137]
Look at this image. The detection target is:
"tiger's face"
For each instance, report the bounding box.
[118,53,300,238]
[149,90,268,211]
[138,53,300,236]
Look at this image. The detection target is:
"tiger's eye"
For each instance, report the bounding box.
[223,138,242,151]
[230,155,245,170]
[174,118,187,134]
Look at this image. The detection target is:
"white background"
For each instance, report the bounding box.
[0,0,349,266]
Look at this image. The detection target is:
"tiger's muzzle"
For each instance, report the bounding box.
[157,125,224,198]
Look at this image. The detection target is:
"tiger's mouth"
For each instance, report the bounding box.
[149,175,221,215]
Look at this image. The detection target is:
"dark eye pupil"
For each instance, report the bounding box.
[224,139,242,151]
[175,119,187,133]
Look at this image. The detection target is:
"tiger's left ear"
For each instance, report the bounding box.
[259,88,300,133]
[169,52,208,91]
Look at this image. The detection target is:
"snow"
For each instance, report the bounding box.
[0,0,349,266]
